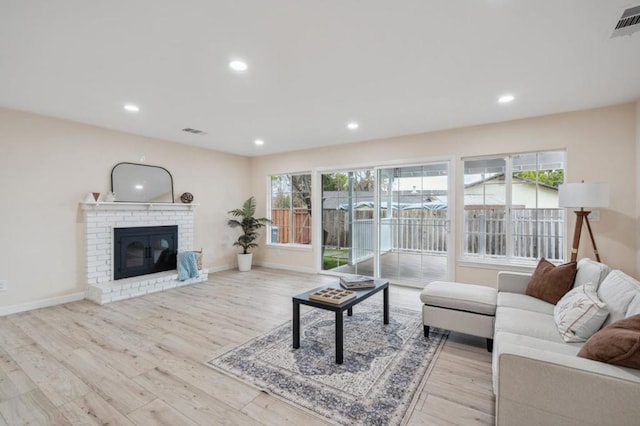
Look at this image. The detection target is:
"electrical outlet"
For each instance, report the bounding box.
[0,280,6,291]
[590,210,601,222]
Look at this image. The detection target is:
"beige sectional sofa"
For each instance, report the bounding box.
[494,259,640,426]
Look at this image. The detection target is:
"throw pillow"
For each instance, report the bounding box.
[526,258,577,305]
[597,270,640,327]
[626,296,640,318]
[573,258,611,290]
[578,314,640,369]
[553,281,609,342]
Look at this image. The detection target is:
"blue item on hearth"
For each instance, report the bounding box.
[177,251,199,281]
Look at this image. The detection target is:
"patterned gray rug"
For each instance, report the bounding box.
[206,302,447,425]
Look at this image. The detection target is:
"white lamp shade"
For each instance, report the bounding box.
[558,182,609,208]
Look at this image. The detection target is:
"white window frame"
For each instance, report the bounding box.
[460,150,566,266]
[267,172,313,248]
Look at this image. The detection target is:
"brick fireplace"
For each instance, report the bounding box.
[81,202,208,304]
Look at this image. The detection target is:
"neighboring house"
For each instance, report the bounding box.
[464,174,559,209]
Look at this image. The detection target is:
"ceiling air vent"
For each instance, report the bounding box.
[182,127,207,135]
[612,5,640,37]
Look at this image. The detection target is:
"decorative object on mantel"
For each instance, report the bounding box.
[227,196,271,272]
[104,191,116,202]
[207,302,448,426]
[180,192,194,203]
[83,192,97,203]
[92,192,101,202]
[558,181,609,262]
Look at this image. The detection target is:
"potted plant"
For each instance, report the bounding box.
[227,196,271,272]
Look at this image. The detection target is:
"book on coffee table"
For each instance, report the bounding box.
[339,275,375,289]
[309,288,356,305]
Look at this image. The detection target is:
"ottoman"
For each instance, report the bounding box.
[420,281,497,352]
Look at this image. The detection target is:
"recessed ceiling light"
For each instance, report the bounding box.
[124,104,140,112]
[347,122,359,130]
[229,60,248,72]
[498,95,515,104]
[135,184,144,190]
[254,139,265,146]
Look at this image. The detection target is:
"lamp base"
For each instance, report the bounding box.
[570,209,601,263]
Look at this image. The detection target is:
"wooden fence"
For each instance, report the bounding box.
[271,208,312,244]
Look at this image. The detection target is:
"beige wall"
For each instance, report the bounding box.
[0,108,249,311]
[251,103,638,286]
[637,101,640,271]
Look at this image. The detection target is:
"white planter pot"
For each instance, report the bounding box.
[237,253,253,272]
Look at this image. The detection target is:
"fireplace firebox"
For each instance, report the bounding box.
[114,225,178,280]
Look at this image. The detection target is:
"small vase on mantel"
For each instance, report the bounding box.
[84,192,97,203]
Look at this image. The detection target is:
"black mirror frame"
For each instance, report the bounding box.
[111,162,175,203]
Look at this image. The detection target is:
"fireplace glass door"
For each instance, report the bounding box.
[114,226,178,280]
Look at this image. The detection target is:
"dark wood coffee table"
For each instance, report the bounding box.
[292,280,389,364]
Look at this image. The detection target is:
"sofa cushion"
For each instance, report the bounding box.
[573,258,611,290]
[495,306,576,344]
[626,295,640,317]
[497,292,555,315]
[526,258,577,304]
[420,281,497,315]
[553,281,609,343]
[578,315,640,369]
[597,270,640,327]
[492,331,582,393]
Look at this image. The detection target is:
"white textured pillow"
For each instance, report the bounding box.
[554,281,609,343]
[626,295,640,317]
[597,270,640,327]
[573,258,611,290]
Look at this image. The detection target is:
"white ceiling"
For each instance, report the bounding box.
[1,1,639,157]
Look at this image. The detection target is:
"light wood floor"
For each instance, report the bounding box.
[0,268,494,425]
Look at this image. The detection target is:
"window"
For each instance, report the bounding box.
[463,151,565,263]
[269,174,312,245]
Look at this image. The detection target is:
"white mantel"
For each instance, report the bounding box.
[81,201,208,304]
[80,201,199,211]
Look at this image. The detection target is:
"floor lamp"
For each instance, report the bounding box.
[558,182,609,263]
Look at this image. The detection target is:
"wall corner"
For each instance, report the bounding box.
[636,101,640,276]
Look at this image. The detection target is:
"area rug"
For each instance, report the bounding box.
[206,302,447,425]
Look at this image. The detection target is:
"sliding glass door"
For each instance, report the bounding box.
[321,169,375,275]
[320,161,451,286]
[378,163,450,286]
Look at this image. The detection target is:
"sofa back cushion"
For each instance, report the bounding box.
[526,258,577,305]
[626,295,640,317]
[573,258,611,290]
[577,314,640,369]
[597,270,640,327]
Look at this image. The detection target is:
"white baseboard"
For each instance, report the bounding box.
[0,292,86,317]
[205,263,237,273]
[254,261,316,275]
